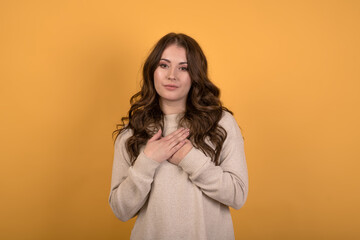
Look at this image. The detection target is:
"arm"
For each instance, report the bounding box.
[178,112,249,209]
[108,129,160,221]
[108,127,190,221]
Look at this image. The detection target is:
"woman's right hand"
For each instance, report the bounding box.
[143,128,190,163]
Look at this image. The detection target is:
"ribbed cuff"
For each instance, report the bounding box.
[178,147,209,175]
[132,151,161,179]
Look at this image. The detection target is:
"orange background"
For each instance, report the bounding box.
[1,0,359,239]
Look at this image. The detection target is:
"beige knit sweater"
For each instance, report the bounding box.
[109,111,248,240]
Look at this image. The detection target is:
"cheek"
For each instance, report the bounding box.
[153,70,161,88]
[153,70,166,97]
[184,77,192,92]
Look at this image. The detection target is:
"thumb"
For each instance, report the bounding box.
[149,129,162,142]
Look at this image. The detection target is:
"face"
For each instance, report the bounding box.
[154,44,191,108]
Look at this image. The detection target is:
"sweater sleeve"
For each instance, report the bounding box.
[178,112,249,209]
[108,129,161,221]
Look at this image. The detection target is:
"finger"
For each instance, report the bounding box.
[169,129,190,147]
[148,129,162,142]
[169,140,187,155]
[169,128,189,141]
[163,127,185,141]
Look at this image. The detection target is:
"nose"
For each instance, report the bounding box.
[167,66,176,80]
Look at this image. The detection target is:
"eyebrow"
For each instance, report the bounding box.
[160,58,188,65]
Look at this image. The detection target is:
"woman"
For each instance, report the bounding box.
[109,32,248,240]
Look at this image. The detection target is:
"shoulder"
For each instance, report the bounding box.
[219,110,238,130]
[219,110,244,140]
[114,127,134,148]
[113,128,134,165]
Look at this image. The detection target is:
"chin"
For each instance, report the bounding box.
[159,95,185,103]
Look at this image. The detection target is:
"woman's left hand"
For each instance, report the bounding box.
[168,139,193,165]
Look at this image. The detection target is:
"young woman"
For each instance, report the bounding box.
[109,33,248,240]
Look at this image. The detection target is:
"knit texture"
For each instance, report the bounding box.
[109,111,249,240]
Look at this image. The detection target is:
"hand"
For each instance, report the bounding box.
[144,128,190,163]
[168,139,193,165]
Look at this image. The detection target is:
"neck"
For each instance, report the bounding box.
[160,99,186,115]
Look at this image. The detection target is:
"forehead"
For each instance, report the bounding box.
[161,44,187,61]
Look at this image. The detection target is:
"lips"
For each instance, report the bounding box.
[164,84,178,90]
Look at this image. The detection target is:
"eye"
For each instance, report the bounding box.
[159,63,168,68]
[179,66,188,71]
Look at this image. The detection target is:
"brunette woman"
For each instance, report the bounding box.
[109,32,248,240]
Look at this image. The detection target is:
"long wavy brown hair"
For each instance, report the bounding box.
[113,32,233,166]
